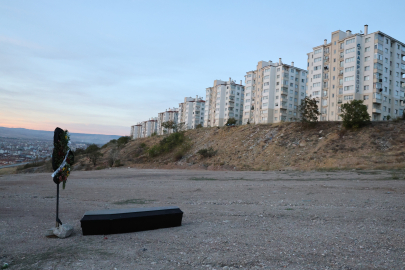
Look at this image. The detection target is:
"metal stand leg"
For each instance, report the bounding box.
[56,183,62,227]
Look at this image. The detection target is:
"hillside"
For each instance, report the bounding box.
[74,121,405,171]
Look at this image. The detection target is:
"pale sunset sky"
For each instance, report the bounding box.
[1,0,404,135]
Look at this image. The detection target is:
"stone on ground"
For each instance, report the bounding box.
[53,224,74,238]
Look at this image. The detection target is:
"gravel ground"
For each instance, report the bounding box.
[0,168,404,270]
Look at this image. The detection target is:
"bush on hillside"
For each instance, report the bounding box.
[340,100,370,129]
[147,132,187,158]
[225,118,237,126]
[299,97,320,123]
[197,147,217,158]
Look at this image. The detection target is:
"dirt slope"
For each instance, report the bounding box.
[78,121,405,171]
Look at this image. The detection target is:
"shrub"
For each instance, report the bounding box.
[197,147,217,158]
[117,136,130,146]
[299,96,320,123]
[140,143,146,148]
[85,144,103,166]
[225,118,237,126]
[147,132,190,158]
[340,100,370,129]
[195,124,203,129]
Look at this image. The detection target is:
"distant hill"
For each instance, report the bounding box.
[0,127,121,145]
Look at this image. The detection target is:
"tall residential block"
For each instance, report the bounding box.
[178,96,205,129]
[130,123,142,139]
[243,59,307,124]
[307,25,405,121]
[157,107,179,135]
[204,78,245,127]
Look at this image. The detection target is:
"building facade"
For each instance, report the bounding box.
[157,108,179,135]
[307,25,405,121]
[204,78,245,127]
[178,96,205,129]
[243,59,307,124]
[130,124,142,139]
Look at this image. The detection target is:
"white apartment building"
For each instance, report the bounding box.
[204,78,245,127]
[145,118,158,137]
[307,25,405,121]
[157,107,179,135]
[178,96,205,129]
[130,123,142,139]
[243,59,307,124]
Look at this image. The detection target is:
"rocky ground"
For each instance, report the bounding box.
[1,168,405,269]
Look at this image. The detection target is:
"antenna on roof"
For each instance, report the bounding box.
[360,30,363,34]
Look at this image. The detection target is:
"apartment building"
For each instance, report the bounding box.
[204,78,245,127]
[157,108,179,135]
[130,123,142,139]
[307,25,405,121]
[243,59,307,124]
[178,96,205,129]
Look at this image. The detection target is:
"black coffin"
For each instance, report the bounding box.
[80,206,183,235]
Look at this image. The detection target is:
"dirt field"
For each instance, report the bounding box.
[1,168,405,269]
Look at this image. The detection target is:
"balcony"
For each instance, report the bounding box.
[280,102,288,108]
[373,93,382,104]
[372,107,381,114]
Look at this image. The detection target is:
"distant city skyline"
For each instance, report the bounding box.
[1,0,404,135]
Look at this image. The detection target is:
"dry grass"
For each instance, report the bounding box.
[0,166,17,176]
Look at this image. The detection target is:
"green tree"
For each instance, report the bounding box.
[225,118,237,126]
[340,99,370,129]
[299,97,320,123]
[85,144,103,166]
[162,121,176,133]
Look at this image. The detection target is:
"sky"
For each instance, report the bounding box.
[1,0,404,136]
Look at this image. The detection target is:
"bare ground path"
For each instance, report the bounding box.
[0,168,404,269]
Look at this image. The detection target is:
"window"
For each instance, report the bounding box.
[345,66,354,72]
[314,49,322,54]
[365,37,371,43]
[374,53,383,60]
[313,82,321,87]
[346,38,355,45]
[345,48,355,54]
[264,75,269,79]
[364,85,369,90]
[364,66,370,71]
[344,85,354,91]
[313,91,320,96]
[344,95,354,100]
[344,76,354,82]
[345,57,355,63]
[314,57,322,62]
[314,65,321,70]
[313,74,321,79]
[247,80,251,84]
[364,76,370,81]
[365,47,370,52]
[365,56,370,62]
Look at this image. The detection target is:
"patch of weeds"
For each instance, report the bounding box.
[113,198,156,205]
[189,177,217,181]
[197,147,217,158]
[285,208,294,210]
